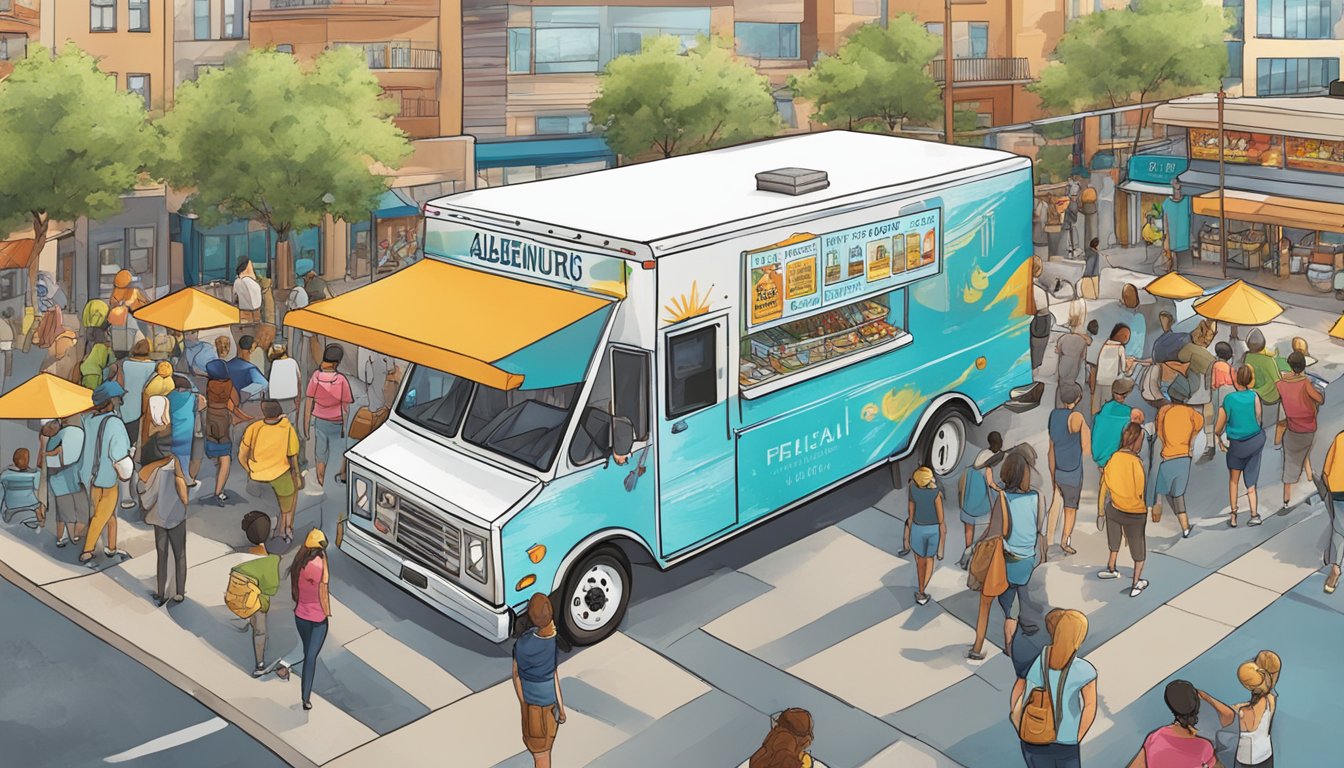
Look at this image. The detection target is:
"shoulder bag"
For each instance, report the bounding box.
[967,489,1009,595]
[1018,646,1075,746]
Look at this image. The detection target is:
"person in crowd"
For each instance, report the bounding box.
[997,451,1045,659]
[1049,382,1091,556]
[1211,342,1237,456]
[1030,257,1051,377]
[80,382,132,566]
[1010,609,1098,768]
[1150,376,1201,539]
[1199,651,1280,768]
[226,335,269,403]
[1091,324,1137,416]
[357,346,395,412]
[233,257,263,339]
[749,708,815,768]
[235,511,283,678]
[903,467,945,605]
[115,339,156,450]
[959,446,1002,569]
[240,400,302,544]
[204,358,250,505]
[1093,377,1144,472]
[1243,330,1283,449]
[1322,428,1344,594]
[41,417,87,546]
[167,374,205,486]
[1215,366,1265,528]
[249,325,274,377]
[968,443,1013,661]
[41,329,81,383]
[1081,237,1101,296]
[79,327,115,390]
[290,528,331,710]
[304,344,353,489]
[138,451,189,606]
[1055,303,1091,398]
[1177,320,1219,459]
[106,270,147,359]
[1276,351,1323,510]
[1,448,44,528]
[512,593,566,768]
[1099,424,1151,597]
[139,394,174,467]
[1127,680,1220,768]
[267,344,304,466]
[181,330,219,378]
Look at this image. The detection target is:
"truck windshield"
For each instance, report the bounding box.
[395,364,582,472]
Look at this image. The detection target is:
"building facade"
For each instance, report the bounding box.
[0,0,39,78]
[1224,0,1343,97]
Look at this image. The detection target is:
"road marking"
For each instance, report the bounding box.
[104,718,227,763]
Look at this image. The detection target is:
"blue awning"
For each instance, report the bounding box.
[494,303,613,389]
[374,189,420,219]
[475,136,615,170]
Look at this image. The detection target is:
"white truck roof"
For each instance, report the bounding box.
[430,131,1030,254]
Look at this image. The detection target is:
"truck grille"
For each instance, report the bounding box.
[394,498,461,578]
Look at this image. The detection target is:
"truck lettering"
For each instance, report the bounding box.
[469,233,584,283]
[765,412,851,465]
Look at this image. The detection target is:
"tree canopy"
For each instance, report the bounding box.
[0,45,156,301]
[591,36,781,160]
[790,18,943,134]
[156,47,411,283]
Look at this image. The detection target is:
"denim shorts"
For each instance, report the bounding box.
[313,418,345,466]
[910,524,941,558]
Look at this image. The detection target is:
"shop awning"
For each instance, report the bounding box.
[134,287,241,331]
[0,238,36,270]
[373,189,420,220]
[1190,190,1344,234]
[475,136,615,170]
[1118,180,1174,196]
[284,259,614,390]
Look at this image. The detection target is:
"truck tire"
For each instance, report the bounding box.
[556,545,631,646]
[915,405,970,478]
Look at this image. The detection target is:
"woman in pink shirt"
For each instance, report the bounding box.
[303,344,353,491]
[290,528,332,710]
[1128,680,1220,767]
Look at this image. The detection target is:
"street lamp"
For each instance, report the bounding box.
[944,0,988,145]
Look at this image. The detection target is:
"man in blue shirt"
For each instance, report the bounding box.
[512,594,566,765]
[181,330,218,378]
[80,382,132,566]
[225,335,269,402]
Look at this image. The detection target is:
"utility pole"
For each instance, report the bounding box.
[944,0,988,144]
[1217,87,1227,279]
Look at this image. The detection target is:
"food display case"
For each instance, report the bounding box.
[1197,222,1266,268]
[1286,137,1344,175]
[740,298,903,387]
[1188,129,1282,167]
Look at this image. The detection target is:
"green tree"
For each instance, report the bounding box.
[1031,0,1228,162]
[156,47,411,285]
[790,17,942,134]
[0,45,156,304]
[591,36,780,160]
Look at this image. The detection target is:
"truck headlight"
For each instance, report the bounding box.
[464,532,487,583]
[374,488,398,534]
[352,475,372,519]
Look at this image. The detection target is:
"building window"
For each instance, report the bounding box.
[925,21,991,58]
[223,0,244,39]
[735,22,801,59]
[774,94,797,128]
[127,74,150,109]
[0,1,12,13]
[535,114,592,134]
[611,7,712,56]
[90,0,115,32]
[1227,41,1245,79]
[97,242,124,291]
[1256,57,1340,94]
[507,28,531,73]
[1256,0,1344,39]
[1224,0,1246,39]
[193,63,222,80]
[127,227,155,277]
[128,0,149,32]
[276,44,294,54]
[194,0,210,40]
[533,7,601,74]
[0,34,26,61]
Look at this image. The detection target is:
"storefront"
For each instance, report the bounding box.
[347,189,421,280]
[1152,94,1344,297]
[474,136,616,187]
[1116,154,1189,248]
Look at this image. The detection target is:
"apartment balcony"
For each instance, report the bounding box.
[387,93,439,138]
[349,44,439,71]
[929,57,1032,85]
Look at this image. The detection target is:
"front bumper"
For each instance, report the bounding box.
[341,523,513,642]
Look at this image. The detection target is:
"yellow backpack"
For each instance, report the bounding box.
[225,568,262,619]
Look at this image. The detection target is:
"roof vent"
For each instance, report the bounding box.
[1330,79,1344,97]
[756,167,829,196]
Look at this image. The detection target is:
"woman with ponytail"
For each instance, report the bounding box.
[748,708,815,768]
[1128,680,1220,767]
[1199,651,1279,767]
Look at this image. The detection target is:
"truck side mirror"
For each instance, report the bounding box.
[611,416,635,462]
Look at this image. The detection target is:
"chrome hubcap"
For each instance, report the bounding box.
[929,418,965,476]
[570,563,623,632]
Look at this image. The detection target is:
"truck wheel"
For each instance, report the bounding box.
[557,545,631,646]
[916,405,970,478]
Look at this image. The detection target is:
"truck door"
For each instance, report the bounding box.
[658,314,736,557]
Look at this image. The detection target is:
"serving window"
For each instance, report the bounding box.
[739,288,908,389]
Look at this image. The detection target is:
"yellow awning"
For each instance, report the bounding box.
[1330,314,1344,340]
[284,259,613,391]
[1194,279,1284,325]
[0,373,94,419]
[1145,272,1204,300]
[134,287,241,331]
[1191,191,1344,234]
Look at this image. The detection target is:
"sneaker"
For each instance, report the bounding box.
[1182,527,1193,539]
[119,501,136,510]
[967,649,986,662]
[1097,569,1121,580]
[1129,579,1150,598]
[253,663,268,678]
[56,533,70,548]
[1248,515,1263,527]
[915,592,930,606]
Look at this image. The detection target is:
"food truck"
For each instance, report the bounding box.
[286,131,1035,645]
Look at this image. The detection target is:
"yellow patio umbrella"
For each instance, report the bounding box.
[1329,314,1344,340]
[1193,280,1283,326]
[133,287,240,331]
[1144,272,1204,300]
[0,373,94,419]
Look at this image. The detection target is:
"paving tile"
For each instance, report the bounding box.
[1218,512,1328,594]
[705,528,905,654]
[560,631,710,720]
[586,691,763,768]
[316,647,431,735]
[885,674,1019,768]
[1167,572,1281,628]
[860,736,969,768]
[0,527,101,585]
[622,568,772,651]
[1084,605,1234,715]
[117,531,232,583]
[787,605,998,718]
[753,585,914,670]
[345,628,472,710]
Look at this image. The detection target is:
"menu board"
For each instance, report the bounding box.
[745,208,941,331]
[1188,128,1282,167]
[1285,136,1344,175]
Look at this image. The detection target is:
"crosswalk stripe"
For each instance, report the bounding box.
[103,718,227,763]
